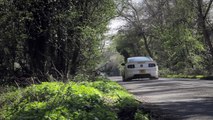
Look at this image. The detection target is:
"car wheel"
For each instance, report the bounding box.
[123,77,131,82]
[123,78,127,82]
[150,77,159,80]
[122,77,128,82]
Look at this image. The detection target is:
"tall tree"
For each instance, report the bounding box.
[0,0,116,83]
[117,0,154,58]
[197,0,213,58]
[114,0,208,74]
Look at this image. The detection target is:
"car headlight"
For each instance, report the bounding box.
[127,64,135,68]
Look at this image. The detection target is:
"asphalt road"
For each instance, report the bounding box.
[109,77,213,120]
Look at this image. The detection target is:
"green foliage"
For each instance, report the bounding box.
[162,74,207,79]
[0,85,17,95]
[114,0,212,75]
[0,0,116,83]
[158,24,204,73]
[81,80,124,93]
[116,97,140,120]
[116,97,139,109]
[134,110,149,120]
[73,74,90,82]
[114,29,145,61]
[0,78,149,120]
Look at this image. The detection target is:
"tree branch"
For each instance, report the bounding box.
[204,0,213,19]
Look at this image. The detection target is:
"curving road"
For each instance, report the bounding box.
[109,77,213,120]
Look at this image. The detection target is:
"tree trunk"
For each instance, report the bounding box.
[141,33,153,58]
[26,1,50,75]
[70,40,80,75]
[197,0,213,58]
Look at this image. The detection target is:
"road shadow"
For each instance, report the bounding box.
[117,78,163,85]
[130,85,213,96]
[140,97,213,120]
[112,77,213,119]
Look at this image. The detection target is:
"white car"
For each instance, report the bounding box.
[122,56,159,81]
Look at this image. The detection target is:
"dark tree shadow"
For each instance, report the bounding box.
[139,97,213,120]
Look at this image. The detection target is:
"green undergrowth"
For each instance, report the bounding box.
[0,77,149,120]
[164,74,213,80]
[164,74,204,79]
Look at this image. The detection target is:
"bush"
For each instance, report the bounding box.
[0,78,149,120]
[134,110,149,120]
[116,97,140,120]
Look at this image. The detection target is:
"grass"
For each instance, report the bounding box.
[163,74,213,80]
[165,74,204,79]
[0,77,149,120]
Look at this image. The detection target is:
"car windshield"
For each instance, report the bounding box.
[127,57,153,62]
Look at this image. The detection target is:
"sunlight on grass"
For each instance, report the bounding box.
[0,77,149,120]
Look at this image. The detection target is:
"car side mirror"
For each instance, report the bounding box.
[121,63,125,66]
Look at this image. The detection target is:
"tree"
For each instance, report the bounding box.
[0,0,116,84]
[197,0,213,57]
[117,0,154,58]
[114,0,211,75]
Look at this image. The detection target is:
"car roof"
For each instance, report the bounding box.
[127,56,153,62]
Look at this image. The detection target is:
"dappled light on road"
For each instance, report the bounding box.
[109,76,213,120]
